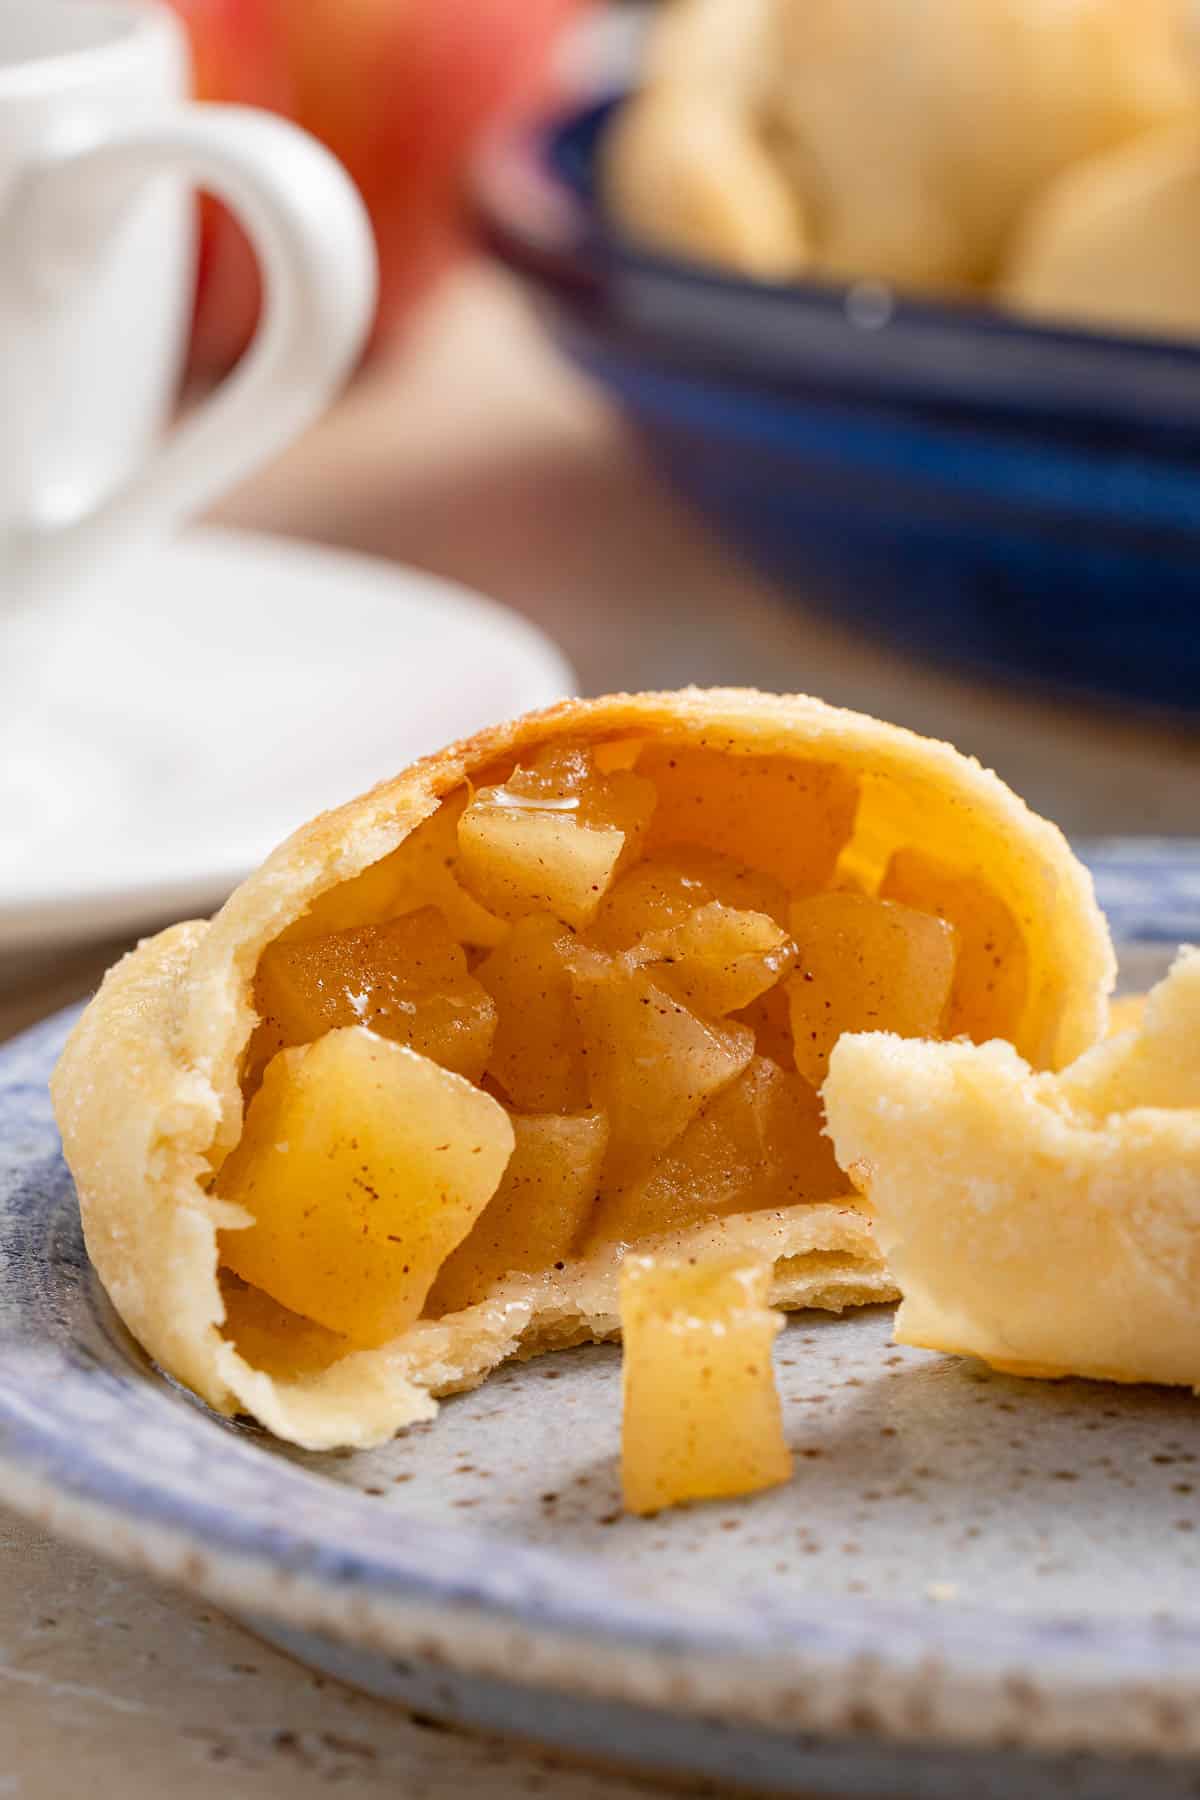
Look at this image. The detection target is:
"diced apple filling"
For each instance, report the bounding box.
[629,901,797,1016]
[249,907,497,1085]
[588,1056,844,1248]
[475,913,589,1112]
[223,736,1028,1357]
[583,855,717,951]
[734,982,795,1067]
[427,1111,610,1315]
[570,958,755,1182]
[619,1252,792,1514]
[456,744,657,928]
[786,893,957,1086]
[217,1028,514,1347]
[586,850,789,950]
[880,847,1029,1043]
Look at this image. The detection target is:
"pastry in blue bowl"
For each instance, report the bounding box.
[477,5,1200,715]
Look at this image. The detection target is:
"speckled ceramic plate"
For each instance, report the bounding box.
[3,845,1200,1800]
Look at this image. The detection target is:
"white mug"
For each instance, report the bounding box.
[0,0,376,619]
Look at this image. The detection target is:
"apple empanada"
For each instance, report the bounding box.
[51,689,1114,1448]
[824,949,1200,1390]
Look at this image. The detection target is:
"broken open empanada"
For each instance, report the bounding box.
[51,689,1114,1448]
[824,948,1200,1391]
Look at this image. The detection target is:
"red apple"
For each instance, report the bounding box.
[169,0,586,372]
[170,1,291,374]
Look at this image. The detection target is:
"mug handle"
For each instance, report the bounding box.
[3,105,377,605]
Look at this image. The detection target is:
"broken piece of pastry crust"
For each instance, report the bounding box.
[823,948,1200,1391]
[51,689,1113,1449]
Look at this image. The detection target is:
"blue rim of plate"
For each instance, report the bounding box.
[1,839,1199,1739]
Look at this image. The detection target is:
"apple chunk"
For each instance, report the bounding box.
[426,1111,609,1314]
[475,913,589,1112]
[880,847,1028,1044]
[217,1028,513,1347]
[589,1056,844,1248]
[786,893,957,1086]
[587,850,789,951]
[457,744,657,929]
[251,907,497,1084]
[571,959,754,1182]
[620,1252,792,1514]
[733,982,794,1067]
[632,902,796,1016]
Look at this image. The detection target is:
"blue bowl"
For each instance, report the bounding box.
[477,97,1200,714]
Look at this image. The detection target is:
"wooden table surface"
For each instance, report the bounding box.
[2,260,1197,1798]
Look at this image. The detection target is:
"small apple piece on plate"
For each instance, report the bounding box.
[620,1252,793,1514]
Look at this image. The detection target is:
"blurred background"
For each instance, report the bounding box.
[181,0,1200,747]
[8,0,1200,1034]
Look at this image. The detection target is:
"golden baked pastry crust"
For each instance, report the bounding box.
[51,688,1114,1448]
[824,949,1200,1390]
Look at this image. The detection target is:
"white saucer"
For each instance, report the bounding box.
[1,526,574,951]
